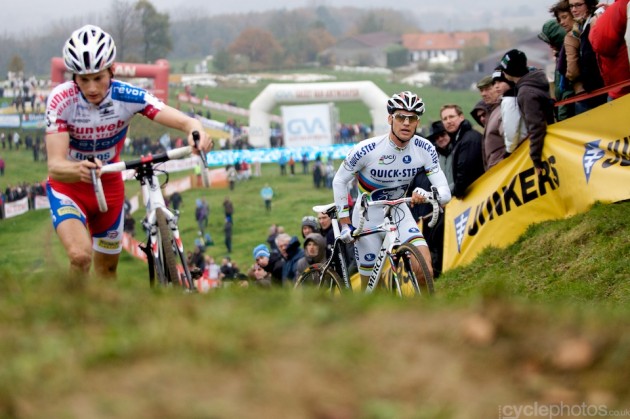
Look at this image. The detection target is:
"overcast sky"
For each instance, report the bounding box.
[4,0,555,35]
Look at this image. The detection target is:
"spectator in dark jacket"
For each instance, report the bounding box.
[253,243,284,286]
[500,49,556,175]
[224,217,233,253]
[540,13,575,121]
[470,100,489,129]
[440,104,485,199]
[565,0,608,114]
[295,233,327,278]
[170,191,183,211]
[276,233,304,285]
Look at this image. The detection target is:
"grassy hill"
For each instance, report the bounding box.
[1,143,629,417]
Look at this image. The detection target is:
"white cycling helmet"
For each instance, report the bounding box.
[63,25,116,75]
[387,91,425,116]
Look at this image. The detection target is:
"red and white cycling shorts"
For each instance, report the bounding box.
[46,173,125,254]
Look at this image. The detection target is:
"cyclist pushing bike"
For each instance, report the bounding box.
[45,24,213,280]
[332,91,451,290]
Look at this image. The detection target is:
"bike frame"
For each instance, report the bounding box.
[95,142,204,290]
[355,218,401,294]
[302,188,440,296]
[352,192,440,295]
[137,161,193,288]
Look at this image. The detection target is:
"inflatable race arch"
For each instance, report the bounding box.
[248,81,390,148]
[50,57,170,103]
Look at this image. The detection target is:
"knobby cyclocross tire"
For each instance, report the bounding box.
[295,264,344,295]
[155,208,180,286]
[393,243,434,297]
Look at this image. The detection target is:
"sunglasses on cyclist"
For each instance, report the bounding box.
[392,113,420,123]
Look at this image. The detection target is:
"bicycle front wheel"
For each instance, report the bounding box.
[295,264,344,295]
[393,243,434,297]
[155,208,181,287]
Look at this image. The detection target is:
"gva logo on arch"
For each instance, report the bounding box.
[287,118,327,135]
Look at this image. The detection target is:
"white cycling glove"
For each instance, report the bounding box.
[339,224,355,244]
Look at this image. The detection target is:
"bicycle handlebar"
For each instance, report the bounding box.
[94,144,194,213]
[425,186,441,228]
[353,187,442,236]
[100,146,193,175]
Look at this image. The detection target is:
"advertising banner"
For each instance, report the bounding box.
[4,197,29,219]
[443,96,630,271]
[281,103,334,148]
[0,114,20,128]
[34,195,50,210]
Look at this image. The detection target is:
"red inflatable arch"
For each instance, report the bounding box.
[50,57,170,103]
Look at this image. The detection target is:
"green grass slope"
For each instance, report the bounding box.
[1,128,629,419]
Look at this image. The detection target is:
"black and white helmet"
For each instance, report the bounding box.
[387,91,425,115]
[63,25,116,75]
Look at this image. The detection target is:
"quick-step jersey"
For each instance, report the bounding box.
[333,134,450,218]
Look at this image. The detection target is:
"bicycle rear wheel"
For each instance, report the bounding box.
[155,208,182,287]
[295,264,344,295]
[393,243,434,297]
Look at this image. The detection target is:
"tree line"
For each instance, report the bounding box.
[2,0,530,77]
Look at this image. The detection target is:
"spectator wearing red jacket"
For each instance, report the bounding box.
[589,0,630,100]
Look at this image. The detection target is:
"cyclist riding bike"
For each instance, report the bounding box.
[332,91,452,289]
[45,24,213,279]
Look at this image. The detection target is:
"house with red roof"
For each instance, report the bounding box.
[402,31,491,64]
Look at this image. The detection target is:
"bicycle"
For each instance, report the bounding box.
[295,202,354,294]
[295,186,441,297]
[91,131,208,290]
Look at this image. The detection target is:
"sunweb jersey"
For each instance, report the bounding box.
[45,79,164,164]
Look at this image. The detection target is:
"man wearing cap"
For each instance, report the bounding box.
[500,49,555,175]
[470,76,496,128]
[482,69,513,171]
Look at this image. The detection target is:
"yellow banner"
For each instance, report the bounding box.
[443,94,630,271]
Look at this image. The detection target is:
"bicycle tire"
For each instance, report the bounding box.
[155,208,181,286]
[295,264,344,295]
[393,243,434,297]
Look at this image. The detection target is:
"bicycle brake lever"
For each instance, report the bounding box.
[431,185,439,200]
[87,155,97,185]
[192,130,208,168]
[87,155,108,212]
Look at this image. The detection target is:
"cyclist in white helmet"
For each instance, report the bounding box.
[45,24,213,280]
[332,91,452,289]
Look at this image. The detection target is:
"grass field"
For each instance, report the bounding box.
[1,142,629,417]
